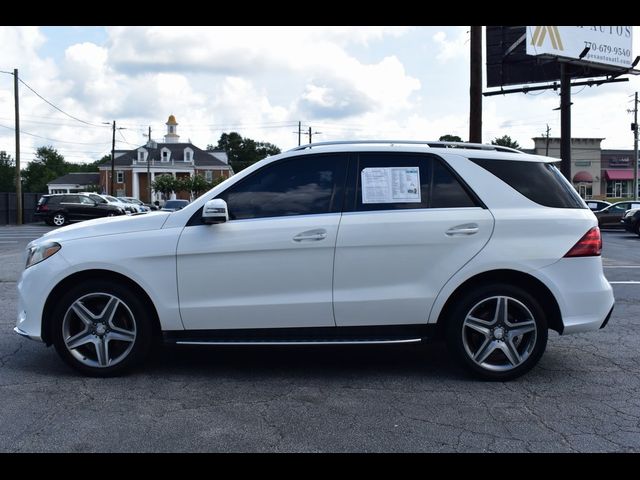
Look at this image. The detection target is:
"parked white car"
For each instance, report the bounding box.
[15,141,614,380]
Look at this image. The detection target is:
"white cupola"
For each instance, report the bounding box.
[164,114,180,143]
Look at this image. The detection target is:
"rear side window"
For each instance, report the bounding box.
[353,153,479,212]
[470,158,586,209]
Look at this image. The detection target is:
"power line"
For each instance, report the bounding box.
[17,77,108,128]
[0,122,112,146]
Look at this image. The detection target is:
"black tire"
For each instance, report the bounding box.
[51,279,153,377]
[44,218,54,226]
[445,283,548,381]
[52,212,67,227]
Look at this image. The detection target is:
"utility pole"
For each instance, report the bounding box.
[634,92,638,201]
[308,126,312,144]
[110,121,116,195]
[544,124,551,156]
[469,25,482,143]
[298,121,301,146]
[13,69,22,225]
[559,63,572,180]
[147,126,152,203]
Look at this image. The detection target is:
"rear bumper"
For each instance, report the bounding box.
[600,305,614,329]
[536,257,615,335]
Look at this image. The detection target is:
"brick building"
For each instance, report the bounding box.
[98,115,233,202]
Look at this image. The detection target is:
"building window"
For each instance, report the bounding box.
[606,181,632,198]
[162,151,169,162]
[138,151,145,162]
[116,171,124,183]
[577,184,592,200]
[205,170,213,182]
[169,126,174,134]
[185,151,192,162]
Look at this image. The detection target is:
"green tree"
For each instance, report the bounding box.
[491,135,520,149]
[184,175,213,199]
[22,146,68,193]
[69,158,102,172]
[209,132,281,172]
[152,175,179,201]
[0,151,16,192]
[439,134,463,142]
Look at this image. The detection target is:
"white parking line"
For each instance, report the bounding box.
[0,241,18,244]
[609,281,640,284]
[603,265,640,268]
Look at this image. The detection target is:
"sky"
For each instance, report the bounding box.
[1,26,640,166]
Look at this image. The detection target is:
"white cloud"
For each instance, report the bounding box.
[433,27,469,62]
[2,25,640,168]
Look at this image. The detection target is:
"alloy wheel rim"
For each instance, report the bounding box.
[53,214,65,226]
[62,293,137,368]
[461,296,537,372]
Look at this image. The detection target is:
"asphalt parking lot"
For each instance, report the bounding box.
[1,223,639,452]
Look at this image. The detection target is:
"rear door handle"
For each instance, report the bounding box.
[446,223,479,236]
[293,229,328,242]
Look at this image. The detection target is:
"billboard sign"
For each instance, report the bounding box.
[526,26,633,69]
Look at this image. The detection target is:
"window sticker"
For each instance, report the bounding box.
[361,167,421,204]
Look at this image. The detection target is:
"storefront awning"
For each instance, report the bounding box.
[572,171,593,182]
[604,169,634,181]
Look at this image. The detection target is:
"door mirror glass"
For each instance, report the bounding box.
[202,198,229,224]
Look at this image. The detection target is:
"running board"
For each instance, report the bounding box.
[175,338,422,346]
[163,324,434,346]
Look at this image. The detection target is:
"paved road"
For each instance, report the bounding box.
[0,224,639,452]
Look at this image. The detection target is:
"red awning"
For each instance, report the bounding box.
[572,171,593,182]
[604,169,634,181]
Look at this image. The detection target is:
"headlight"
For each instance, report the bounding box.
[25,242,61,269]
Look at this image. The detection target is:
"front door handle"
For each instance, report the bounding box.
[293,229,327,242]
[446,223,479,236]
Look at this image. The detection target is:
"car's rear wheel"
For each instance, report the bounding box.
[51,280,153,376]
[445,284,548,381]
[52,213,67,226]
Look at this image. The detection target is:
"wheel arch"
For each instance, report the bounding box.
[41,269,162,345]
[436,269,563,335]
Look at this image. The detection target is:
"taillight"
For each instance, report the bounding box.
[38,204,48,212]
[564,227,602,257]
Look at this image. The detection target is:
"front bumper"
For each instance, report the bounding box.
[15,250,71,343]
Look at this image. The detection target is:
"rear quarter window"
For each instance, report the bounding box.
[470,158,586,209]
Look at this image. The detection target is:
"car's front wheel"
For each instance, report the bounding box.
[445,284,548,381]
[51,280,153,376]
[52,213,67,226]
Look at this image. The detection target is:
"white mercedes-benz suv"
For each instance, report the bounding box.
[15,141,614,380]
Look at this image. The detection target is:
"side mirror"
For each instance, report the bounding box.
[202,198,229,224]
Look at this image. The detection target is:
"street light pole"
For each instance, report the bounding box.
[110,121,116,195]
[634,92,638,201]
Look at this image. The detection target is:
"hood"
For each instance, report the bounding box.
[38,212,170,244]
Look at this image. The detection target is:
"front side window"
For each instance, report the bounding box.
[217,153,347,220]
[353,153,478,212]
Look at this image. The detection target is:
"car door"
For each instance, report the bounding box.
[176,153,347,330]
[59,195,84,221]
[333,152,494,327]
[600,202,638,227]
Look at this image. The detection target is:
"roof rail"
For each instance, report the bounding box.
[288,140,522,154]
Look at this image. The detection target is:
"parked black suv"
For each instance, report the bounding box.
[35,194,124,226]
